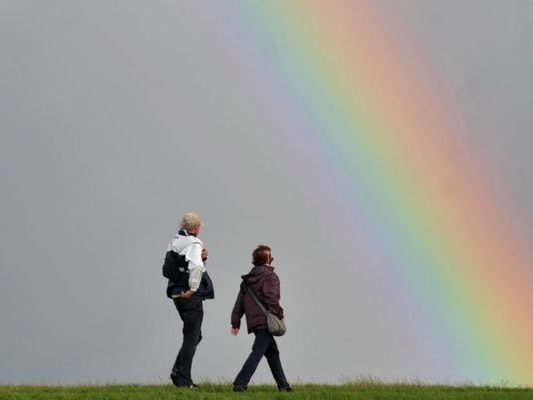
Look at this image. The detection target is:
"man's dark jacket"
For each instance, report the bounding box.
[164,230,214,300]
[231,265,284,333]
[166,269,214,300]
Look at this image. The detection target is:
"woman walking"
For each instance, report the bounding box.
[230,245,291,392]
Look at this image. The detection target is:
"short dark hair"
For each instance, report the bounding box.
[252,244,272,266]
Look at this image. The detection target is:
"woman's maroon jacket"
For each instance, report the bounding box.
[231,265,284,334]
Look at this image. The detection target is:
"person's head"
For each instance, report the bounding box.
[252,244,273,266]
[180,212,203,236]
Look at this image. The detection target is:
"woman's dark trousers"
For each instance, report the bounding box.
[172,298,203,386]
[233,328,290,389]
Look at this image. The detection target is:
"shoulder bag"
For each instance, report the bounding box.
[244,283,286,336]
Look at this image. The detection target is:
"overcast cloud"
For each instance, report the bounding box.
[1,0,532,384]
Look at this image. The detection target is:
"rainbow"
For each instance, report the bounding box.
[224,0,533,385]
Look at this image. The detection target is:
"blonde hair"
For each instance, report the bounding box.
[180,212,203,231]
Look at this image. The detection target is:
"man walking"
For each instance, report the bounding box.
[230,245,291,392]
[166,212,214,388]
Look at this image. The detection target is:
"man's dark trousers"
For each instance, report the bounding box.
[173,298,203,386]
[233,328,290,389]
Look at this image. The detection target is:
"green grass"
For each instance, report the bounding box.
[1,382,533,400]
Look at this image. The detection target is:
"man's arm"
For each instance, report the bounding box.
[179,243,205,299]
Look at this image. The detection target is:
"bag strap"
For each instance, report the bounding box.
[244,283,269,314]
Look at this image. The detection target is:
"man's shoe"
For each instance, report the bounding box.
[178,383,199,389]
[170,372,180,387]
[279,386,292,392]
[170,372,198,389]
[233,385,248,392]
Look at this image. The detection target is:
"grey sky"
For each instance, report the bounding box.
[0,1,532,384]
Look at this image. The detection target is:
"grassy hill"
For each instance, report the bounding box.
[1,382,533,400]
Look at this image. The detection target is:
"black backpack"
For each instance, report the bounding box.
[162,250,188,282]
